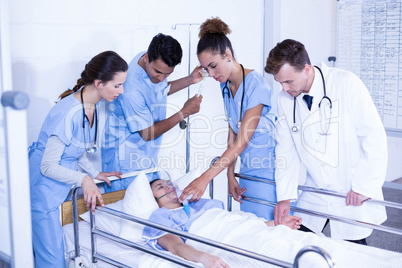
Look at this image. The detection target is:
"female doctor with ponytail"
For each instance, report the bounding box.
[28,51,127,267]
[180,18,277,220]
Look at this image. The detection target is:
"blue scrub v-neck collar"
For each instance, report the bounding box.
[231,70,254,101]
[135,52,168,94]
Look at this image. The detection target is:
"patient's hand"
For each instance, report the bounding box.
[281,215,302,230]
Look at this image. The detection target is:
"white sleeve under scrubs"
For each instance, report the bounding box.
[28,93,97,267]
[221,70,277,220]
[102,52,169,192]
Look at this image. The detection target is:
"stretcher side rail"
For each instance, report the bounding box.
[69,177,334,267]
[91,206,334,268]
[294,246,335,268]
[69,168,213,266]
[235,173,402,210]
[233,173,402,236]
[241,195,402,236]
[71,186,81,263]
[90,220,195,268]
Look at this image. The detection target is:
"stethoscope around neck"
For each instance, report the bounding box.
[292,65,332,135]
[222,64,245,128]
[81,89,98,154]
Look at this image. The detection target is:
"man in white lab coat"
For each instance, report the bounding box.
[264,39,387,244]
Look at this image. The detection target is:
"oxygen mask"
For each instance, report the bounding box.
[156,181,179,203]
[156,180,190,217]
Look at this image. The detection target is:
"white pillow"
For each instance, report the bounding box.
[172,166,210,199]
[119,171,159,242]
[79,200,123,236]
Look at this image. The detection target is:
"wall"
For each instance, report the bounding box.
[264,0,337,104]
[9,0,265,207]
[264,0,401,182]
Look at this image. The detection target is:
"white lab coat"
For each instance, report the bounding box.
[275,63,387,240]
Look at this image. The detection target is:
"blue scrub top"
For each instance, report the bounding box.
[221,70,276,178]
[222,71,277,220]
[102,52,169,184]
[29,93,96,210]
[143,199,224,251]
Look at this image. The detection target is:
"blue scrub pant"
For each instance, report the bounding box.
[32,208,65,268]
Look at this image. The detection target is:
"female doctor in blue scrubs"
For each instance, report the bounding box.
[181,18,277,220]
[28,51,127,267]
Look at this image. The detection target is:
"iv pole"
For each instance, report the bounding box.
[172,23,200,173]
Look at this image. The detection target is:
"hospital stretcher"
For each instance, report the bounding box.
[61,171,402,268]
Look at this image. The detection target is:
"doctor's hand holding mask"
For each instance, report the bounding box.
[28,51,128,267]
[180,18,277,220]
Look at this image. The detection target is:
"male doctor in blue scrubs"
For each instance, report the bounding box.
[102,33,203,191]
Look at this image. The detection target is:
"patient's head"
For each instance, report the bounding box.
[150,179,181,209]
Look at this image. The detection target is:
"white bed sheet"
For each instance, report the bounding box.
[63,211,402,268]
[140,209,402,268]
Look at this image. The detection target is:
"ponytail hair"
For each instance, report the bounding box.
[197,17,234,58]
[58,51,128,100]
[58,78,84,100]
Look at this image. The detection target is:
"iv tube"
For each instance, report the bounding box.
[196,68,209,97]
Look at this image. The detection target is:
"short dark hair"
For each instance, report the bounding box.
[150,179,160,187]
[147,33,182,67]
[265,39,311,75]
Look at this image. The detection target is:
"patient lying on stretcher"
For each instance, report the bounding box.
[142,179,302,268]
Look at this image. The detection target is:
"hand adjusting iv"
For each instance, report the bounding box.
[196,68,209,97]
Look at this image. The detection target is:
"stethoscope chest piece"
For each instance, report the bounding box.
[86,144,98,154]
